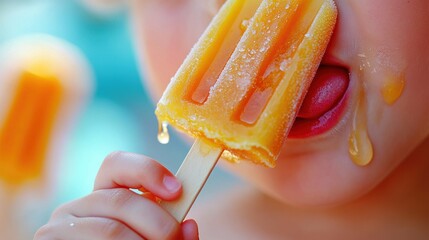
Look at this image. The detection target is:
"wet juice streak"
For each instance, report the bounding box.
[381,73,405,105]
[348,90,373,166]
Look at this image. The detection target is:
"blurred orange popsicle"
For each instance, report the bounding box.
[0,56,63,185]
[156,0,337,167]
[0,35,92,186]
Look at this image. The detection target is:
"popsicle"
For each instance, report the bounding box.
[155,0,337,220]
[0,35,92,186]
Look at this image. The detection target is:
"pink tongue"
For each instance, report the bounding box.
[298,66,349,119]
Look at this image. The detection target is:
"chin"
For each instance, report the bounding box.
[226,150,383,208]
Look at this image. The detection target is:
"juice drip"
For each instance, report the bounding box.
[157,121,170,144]
[348,91,373,166]
[381,74,405,105]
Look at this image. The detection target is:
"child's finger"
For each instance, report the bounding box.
[94,151,181,200]
[182,219,199,240]
[60,188,182,240]
[35,217,143,240]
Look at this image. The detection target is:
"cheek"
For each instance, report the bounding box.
[354,0,429,165]
[358,0,429,71]
[130,1,214,101]
[227,0,429,206]
[336,0,429,173]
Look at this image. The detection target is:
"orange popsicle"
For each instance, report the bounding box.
[0,35,92,186]
[0,59,63,185]
[156,0,337,167]
[155,0,337,221]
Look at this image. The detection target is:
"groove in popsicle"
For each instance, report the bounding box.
[235,0,323,125]
[186,0,260,104]
[0,68,63,184]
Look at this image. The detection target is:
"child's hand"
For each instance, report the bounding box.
[34,152,199,240]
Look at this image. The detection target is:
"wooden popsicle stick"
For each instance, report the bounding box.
[160,139,223,222]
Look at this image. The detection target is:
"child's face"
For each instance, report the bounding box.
[133,0,429,206]
[226,0,429,206]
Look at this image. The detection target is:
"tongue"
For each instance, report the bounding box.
[298,66,349,119]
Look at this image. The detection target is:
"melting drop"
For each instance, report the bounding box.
[157,121,170,144]
[381,74,405,105]
[348,92,373,166]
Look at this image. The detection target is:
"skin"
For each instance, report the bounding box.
[35,0,429,239]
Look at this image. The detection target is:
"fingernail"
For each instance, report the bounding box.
[163,175,181,193]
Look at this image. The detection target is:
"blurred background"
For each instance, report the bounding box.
[0,0,238,238]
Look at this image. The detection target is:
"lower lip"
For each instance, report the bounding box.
[288,68,350,138]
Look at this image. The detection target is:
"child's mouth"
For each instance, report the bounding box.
[289,65,350,138]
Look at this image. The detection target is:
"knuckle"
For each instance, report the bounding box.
[105,188,135,209]
[100,219,127,239]
[33,224,54,240]
[50,202,73,219]
[135,156,157,171]
[50,208,64,220]
[159,221,182,240]
[103,151,124,166]
[128,158,162,185]
[135,158,164,179]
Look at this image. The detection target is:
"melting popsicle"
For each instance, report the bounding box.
[155,0,337,220]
